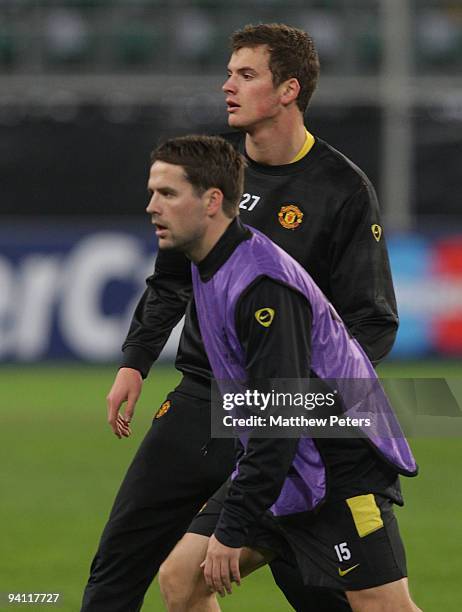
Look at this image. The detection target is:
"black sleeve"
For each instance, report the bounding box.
[120,249,192,378]
[328,181,398,365]
[214,277,312,548]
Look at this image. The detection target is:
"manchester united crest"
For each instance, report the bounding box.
[155,400,171,419]
[278,204,304,230]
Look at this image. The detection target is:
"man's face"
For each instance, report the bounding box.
[146,161,207,252]
[222,45,282,130]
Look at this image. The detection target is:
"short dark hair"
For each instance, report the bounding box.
[151,135,245,219]
[231,23,320,113]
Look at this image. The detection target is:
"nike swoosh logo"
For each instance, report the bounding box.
[338,563,360,577]
[260,313,271,321]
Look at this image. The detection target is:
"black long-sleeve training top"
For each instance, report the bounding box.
[121,132,398,393]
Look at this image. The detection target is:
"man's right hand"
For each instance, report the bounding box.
[106,367,143,439]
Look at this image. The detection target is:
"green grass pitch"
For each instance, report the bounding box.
[0,362,461,610]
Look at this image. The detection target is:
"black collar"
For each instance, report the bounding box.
[197,217,252,282]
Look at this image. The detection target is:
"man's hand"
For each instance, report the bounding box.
[200,533,241,597]
[106,367,143,439]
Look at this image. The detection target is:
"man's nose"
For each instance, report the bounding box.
[146,196,160,215]
[222,76,236,94]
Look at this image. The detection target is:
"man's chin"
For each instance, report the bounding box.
[157,238,175,250]
[158,237,188,253]
[227,115,247,130]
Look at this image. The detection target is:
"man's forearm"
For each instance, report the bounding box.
[330,183,398,366]
[345,311,399,366]
[214,436,299,548]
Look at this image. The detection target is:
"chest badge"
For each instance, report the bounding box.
[278,204,304,230]
[371,224,382,242]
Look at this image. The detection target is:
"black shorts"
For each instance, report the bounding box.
[188,480,407,591]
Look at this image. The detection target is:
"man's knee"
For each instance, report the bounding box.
[159,554,201,606]
[159,534,211,608]
[346,578,420,612]
[159,558,186,605]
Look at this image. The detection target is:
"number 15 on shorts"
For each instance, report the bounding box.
[334,542,351,562]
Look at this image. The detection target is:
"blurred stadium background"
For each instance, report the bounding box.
[1,0,461,610]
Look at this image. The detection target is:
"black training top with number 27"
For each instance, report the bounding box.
[121,132,398,387]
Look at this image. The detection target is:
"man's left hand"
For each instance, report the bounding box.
[200,534,242,596]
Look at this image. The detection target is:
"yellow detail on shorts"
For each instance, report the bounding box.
[346,494,384,538]
[254,308,275,327]
[338,563,360,577]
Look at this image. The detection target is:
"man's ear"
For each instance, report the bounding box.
[280,78,300,106]
[205,188,224,216]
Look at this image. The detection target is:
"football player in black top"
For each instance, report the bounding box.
[145,134,418,612]
[81,24,398,612]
